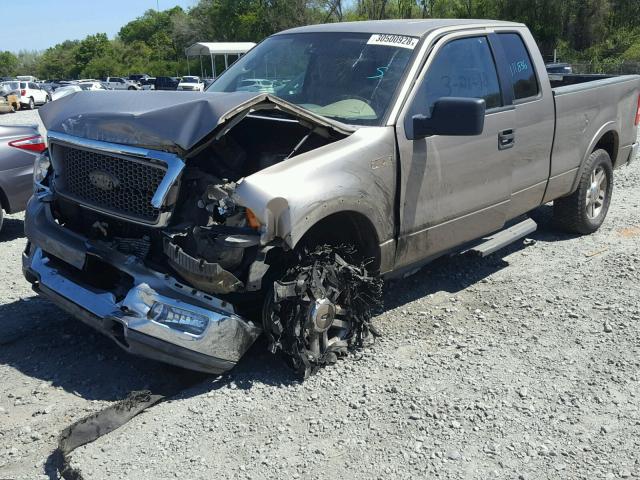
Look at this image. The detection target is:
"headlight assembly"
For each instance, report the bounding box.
[33,152,51,185]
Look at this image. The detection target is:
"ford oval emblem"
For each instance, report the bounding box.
[89,170,120,191]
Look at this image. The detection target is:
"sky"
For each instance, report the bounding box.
[0,0,198,53]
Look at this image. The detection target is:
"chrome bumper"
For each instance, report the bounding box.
[22,197,261,374]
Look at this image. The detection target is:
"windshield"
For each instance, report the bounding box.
[207,32,418,126]
[182,76,199,83]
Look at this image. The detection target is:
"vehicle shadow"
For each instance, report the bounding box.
[382,205,576,311]
[0,207,575,402]
[0,297,297,405]
[0,216,25,242]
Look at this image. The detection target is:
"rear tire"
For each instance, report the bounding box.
[553,149,613,234]
[0,208,4,233]
[28,97,35,110]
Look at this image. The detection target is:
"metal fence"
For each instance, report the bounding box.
[568,62,640,75]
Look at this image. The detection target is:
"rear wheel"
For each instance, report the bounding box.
[262,245,382,379]
[553,149,613,234]
[28,97,35,110]
[0,208,4,233]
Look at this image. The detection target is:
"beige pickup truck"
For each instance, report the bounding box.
[24,19,639,377]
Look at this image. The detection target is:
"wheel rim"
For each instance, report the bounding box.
[305,302,351,359]
[585,166,607,219]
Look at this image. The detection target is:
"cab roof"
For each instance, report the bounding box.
[278,19,523,38]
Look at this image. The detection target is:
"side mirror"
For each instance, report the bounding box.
[409,97,486,140]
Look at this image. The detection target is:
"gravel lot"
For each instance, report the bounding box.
[1,109,639,479]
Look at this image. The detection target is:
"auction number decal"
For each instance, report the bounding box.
[367,34,419,50]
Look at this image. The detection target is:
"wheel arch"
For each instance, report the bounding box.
[571,125,619,193]
[294,210,382,272]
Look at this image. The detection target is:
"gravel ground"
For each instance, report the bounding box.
[0,108,639,479]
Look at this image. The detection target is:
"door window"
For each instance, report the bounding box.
[409,36,502,121]
[496,33,539,101]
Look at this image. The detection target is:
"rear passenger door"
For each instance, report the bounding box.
[491,30,555,218]
[395,33,516,269]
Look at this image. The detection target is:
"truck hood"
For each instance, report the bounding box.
[39,91,354,155]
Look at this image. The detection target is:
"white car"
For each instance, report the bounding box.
[177,76,204,92]
[78,81,107,91]
[103,77,140,90]
[17,81,50,109]
[236,78,276,93]
[51,85,82,101]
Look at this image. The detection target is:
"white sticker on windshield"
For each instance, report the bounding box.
[367,34,419,50]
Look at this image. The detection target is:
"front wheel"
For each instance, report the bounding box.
[0,208,4,233]
[127,86,136,90]
[553,149,613,234]
[262,245,382,379]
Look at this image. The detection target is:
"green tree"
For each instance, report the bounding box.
[0,51,18,77]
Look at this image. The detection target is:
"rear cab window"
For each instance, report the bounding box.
[496,33,539,101]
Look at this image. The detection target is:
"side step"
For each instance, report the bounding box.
[468,218,537,257]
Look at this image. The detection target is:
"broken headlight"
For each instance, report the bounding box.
[33,152,51,185]
[148,302,210,336]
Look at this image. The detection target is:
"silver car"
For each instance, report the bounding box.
[0,125,43,231]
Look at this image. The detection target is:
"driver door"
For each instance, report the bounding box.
[394,34,516,269]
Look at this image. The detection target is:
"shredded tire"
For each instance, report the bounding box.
[264,244,382,379]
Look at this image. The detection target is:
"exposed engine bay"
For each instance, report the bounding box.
[50,111,347,301]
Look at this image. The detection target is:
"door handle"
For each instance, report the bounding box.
[498,129,515,150]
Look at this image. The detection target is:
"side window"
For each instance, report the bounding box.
[497,33,539,100]
[410,36,502,119]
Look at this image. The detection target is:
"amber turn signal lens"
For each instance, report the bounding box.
[245,208,261,229]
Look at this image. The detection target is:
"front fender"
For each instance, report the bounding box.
[233,126,397,250]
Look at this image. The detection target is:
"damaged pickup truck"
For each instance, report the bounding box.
[23,20,640,377]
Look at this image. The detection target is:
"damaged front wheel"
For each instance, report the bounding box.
[262,245,382,379]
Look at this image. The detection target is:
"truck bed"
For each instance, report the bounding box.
[545,74,640,202]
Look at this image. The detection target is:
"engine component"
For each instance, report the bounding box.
[164,239,243,295]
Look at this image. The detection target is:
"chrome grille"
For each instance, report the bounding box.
[55,145,167,222]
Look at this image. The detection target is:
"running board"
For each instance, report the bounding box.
[467,218,537,257]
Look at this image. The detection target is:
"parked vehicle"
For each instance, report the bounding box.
[153,76,180,90]
[546,62,573,74]
[0,125,43,232]
[236,78,277,93]
[51,85,82,101]
[0,82,21,111]
[78,81,107,91]
[103,77,140,90]
[25,20,640,377]
[128,74,150,84]
[1,82,22,105]
[16,81,50,109]
[177,76,204,92]
[0,96,15,114]
[140,77,156,90]
[16,75,39,83]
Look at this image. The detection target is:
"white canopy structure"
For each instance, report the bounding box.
[185,42,256,79]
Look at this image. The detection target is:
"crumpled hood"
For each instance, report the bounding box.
[39,90,354,155]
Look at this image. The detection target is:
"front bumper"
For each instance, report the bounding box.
[22,197,261,374]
